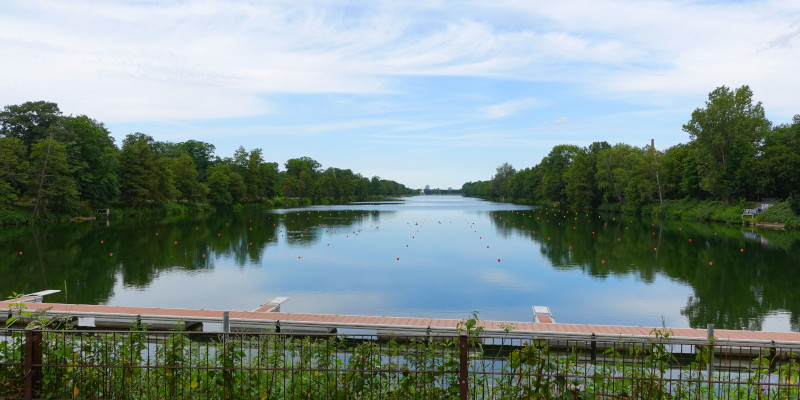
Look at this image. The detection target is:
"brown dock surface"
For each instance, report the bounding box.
[2,299,800,344]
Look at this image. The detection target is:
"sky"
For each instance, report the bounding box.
[1,1,799,189]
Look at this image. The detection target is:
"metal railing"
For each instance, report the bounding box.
[2,328,800,399]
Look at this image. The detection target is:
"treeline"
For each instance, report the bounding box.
[463,85,800,213]
[0,101,414,222]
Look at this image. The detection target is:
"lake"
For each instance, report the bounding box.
[2,195,799,332]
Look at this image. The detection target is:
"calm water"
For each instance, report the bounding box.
[2,195,799,332]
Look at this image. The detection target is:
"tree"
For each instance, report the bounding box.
[60,116,120,207]
[661,143,701,199]
[538,144,579,204]
[118,133,175,206]
[683,85,771,201]
[757,115,800,199]
[565,148,596,208]
[285,157,321,178]
[28,137,78,215]
[170,154,208,203]
[492,163,516,198]
[0,137,28,205]
[206,164,245,206]
[206,165,233,206]
[177,140,215,179]
[0,101,62,152]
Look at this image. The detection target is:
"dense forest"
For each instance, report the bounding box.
[462,85,800,218]
[0,101,414,224]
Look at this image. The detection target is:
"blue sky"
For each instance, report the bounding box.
[2,0,799,189]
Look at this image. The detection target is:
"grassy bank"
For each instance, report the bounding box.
[595,198,800,229]
[0,195,408,226]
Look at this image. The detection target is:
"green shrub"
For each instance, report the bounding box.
[756,202,796,224]
[0,207,32,225]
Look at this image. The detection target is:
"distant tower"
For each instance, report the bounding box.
[425,185,430,190]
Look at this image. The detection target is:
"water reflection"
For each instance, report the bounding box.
[489,209,800,331]
[2,197,800,331]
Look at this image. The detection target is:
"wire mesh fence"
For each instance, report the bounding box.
[1,327,800,399]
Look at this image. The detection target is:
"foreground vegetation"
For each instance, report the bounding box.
[0,101,415,225]
[1,321,798,399]
[463,85,800,227]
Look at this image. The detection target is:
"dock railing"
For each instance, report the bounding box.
[2,328,800,399]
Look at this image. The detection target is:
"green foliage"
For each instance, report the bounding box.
[28,137,79,215]
[756,202,800,228]
[0,100,415,225]
[683,85,771,201]
[0,206,33,225]
[790,195,800,215]
[464,86,800,230]
[3,324,800,399]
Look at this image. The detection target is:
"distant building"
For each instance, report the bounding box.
[425,185,430,190]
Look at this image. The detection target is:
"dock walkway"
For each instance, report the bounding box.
[3,298,800,345]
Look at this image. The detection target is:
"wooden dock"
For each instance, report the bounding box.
[3,294,800,345]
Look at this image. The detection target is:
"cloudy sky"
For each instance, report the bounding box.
[2,0,799,189]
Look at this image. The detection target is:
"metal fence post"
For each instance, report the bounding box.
[459,333,468,400]
[707,323,714,398]
[590,333,597,363]
[24,329,42,400]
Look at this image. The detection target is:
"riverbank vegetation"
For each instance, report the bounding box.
[0,101,415,225]
[462,85,800,228]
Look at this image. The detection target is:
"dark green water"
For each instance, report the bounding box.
[2,196,799,331]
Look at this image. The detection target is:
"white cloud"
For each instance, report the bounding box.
[1,0,799,123]
[553,117,568,125]
[481,98,542,118]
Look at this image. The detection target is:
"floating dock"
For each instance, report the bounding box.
[3,292,800,346]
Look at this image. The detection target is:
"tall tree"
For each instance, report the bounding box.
[118,133,175,206]
[683,85,771,201]
[0,101,62,152]
[0,137,28,205]
[492,162,516,198]
[169,154,207,203]
[61,116,120,207]
[28,137,78,215]
[757,115,800,199]
[539,144,579,204]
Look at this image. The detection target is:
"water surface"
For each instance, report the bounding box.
[2,195,799,331]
